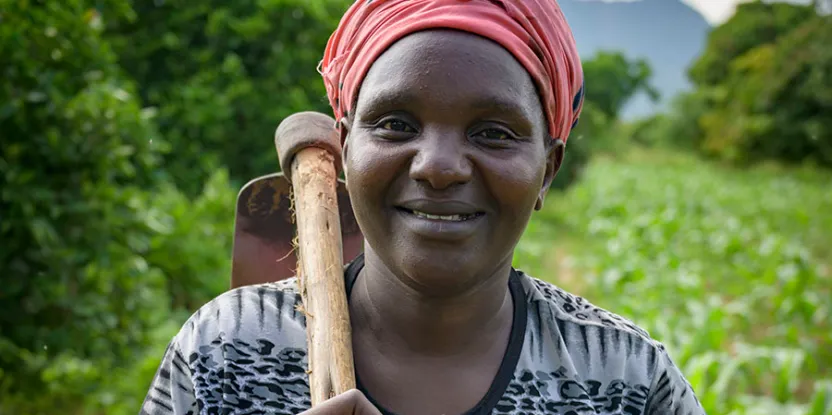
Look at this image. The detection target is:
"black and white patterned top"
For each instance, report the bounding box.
[141,255,705,414]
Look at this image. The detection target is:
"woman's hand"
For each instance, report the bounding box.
[299,389,382,415]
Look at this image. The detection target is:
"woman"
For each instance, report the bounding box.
[141,0,705,414]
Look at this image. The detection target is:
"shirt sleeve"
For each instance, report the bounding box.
[140,338,198,415]
[645,346,707,415]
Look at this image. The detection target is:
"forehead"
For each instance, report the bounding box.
[354,30,542,118]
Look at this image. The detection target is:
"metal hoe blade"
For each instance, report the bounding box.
[230,172,364,289]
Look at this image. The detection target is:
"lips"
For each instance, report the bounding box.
[399,208,480,222]
[393,200,486,240]
[395,200,485,222]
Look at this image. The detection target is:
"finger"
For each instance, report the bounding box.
[299,389,382,415]
[352,390,383,415]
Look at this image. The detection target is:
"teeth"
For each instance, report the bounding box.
[411,210,473,221]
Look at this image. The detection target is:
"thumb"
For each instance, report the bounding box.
[300,389,382,415]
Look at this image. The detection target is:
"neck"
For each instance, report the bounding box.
[349,249,515,357]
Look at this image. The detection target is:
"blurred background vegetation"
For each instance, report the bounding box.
[1,0,830,413]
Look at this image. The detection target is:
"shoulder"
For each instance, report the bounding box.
[141,278,314,414]
[514,270,705,412]
[516,269,656,342]
[171,277,308,355]
[515,269,667,374]
[518,271,704,415]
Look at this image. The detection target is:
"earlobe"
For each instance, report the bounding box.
[536,138,565,211]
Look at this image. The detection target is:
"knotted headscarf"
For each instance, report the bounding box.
[319,0,584,144]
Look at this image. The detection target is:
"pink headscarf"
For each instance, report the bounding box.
[319,0,584,144]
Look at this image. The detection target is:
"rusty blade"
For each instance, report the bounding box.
[230,173,364,289]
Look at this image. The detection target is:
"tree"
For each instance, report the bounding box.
[104,0,352,195]
[581,51,660,120]
[551,51,657,189]
[688,2,816,87]
[693,6,832,166]
[0,1,171,410]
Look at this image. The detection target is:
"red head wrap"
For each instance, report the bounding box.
[319,0,584,144]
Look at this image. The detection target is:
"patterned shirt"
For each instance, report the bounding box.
[141,255,705,414]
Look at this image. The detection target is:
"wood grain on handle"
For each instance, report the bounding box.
[291,148,356,405]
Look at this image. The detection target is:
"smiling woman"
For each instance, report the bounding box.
[140,1,705,414]
[343,30,552,297]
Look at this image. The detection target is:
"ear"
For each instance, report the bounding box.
[535,138,565,211]
[339,116,352,181]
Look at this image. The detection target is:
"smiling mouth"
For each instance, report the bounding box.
[396,207,484,222]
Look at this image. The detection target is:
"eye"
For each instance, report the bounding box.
[381,119,416,133]
[473,125,519,143]
[476,128,511,141]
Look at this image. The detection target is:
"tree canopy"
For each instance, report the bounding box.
[679,2,831,166]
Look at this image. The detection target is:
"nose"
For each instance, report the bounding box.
[408,130,473,190]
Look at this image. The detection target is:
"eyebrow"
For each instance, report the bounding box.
[358,89,534,121]
[357,89,419,115]
[470,97,532,119]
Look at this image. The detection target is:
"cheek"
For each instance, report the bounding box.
[482,154,547,216]
[346,138,395,190]
[344,135,405,215]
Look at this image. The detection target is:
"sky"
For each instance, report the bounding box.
[680,0,813,25]
[585,0,816,25]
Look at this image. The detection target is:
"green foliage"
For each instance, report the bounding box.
[0,0,170,410]
[70,170,235,415]
[143,170,236,311]
[517,150,832,415]
[622,114,671,148]
[104,0,351,195]
[635,3,831,168]
[552,51,657,190]
[582,51,659,120]
[552,101,610,190]
[624,89,710,151]
[80,308,192,414]
[664,90,710,150]
[696,11,832,167]
[688,2,816,87]
[740,15,832,165]
[0,2,238,411]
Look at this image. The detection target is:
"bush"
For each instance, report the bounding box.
[0,3,239,411]
[683,3,831,167]
[552,101,611,190]
[144,169,236,312]
[688,2,815,87]
[624,91,709,151]
[104,0,353,195]
[0,1,170,410]
[551,51,657,190]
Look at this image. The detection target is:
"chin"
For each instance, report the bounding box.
[393,246,496,297]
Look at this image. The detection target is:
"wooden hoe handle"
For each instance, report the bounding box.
[275,112,356,405]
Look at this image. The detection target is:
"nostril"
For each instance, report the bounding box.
[407,136,473,189]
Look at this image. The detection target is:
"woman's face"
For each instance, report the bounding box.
[342,30,561,295]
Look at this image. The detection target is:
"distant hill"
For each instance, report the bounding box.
[558,0,712,119]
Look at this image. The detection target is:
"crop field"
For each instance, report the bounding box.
[515,150,832,414]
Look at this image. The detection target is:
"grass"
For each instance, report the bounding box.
[514,148,832,415]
